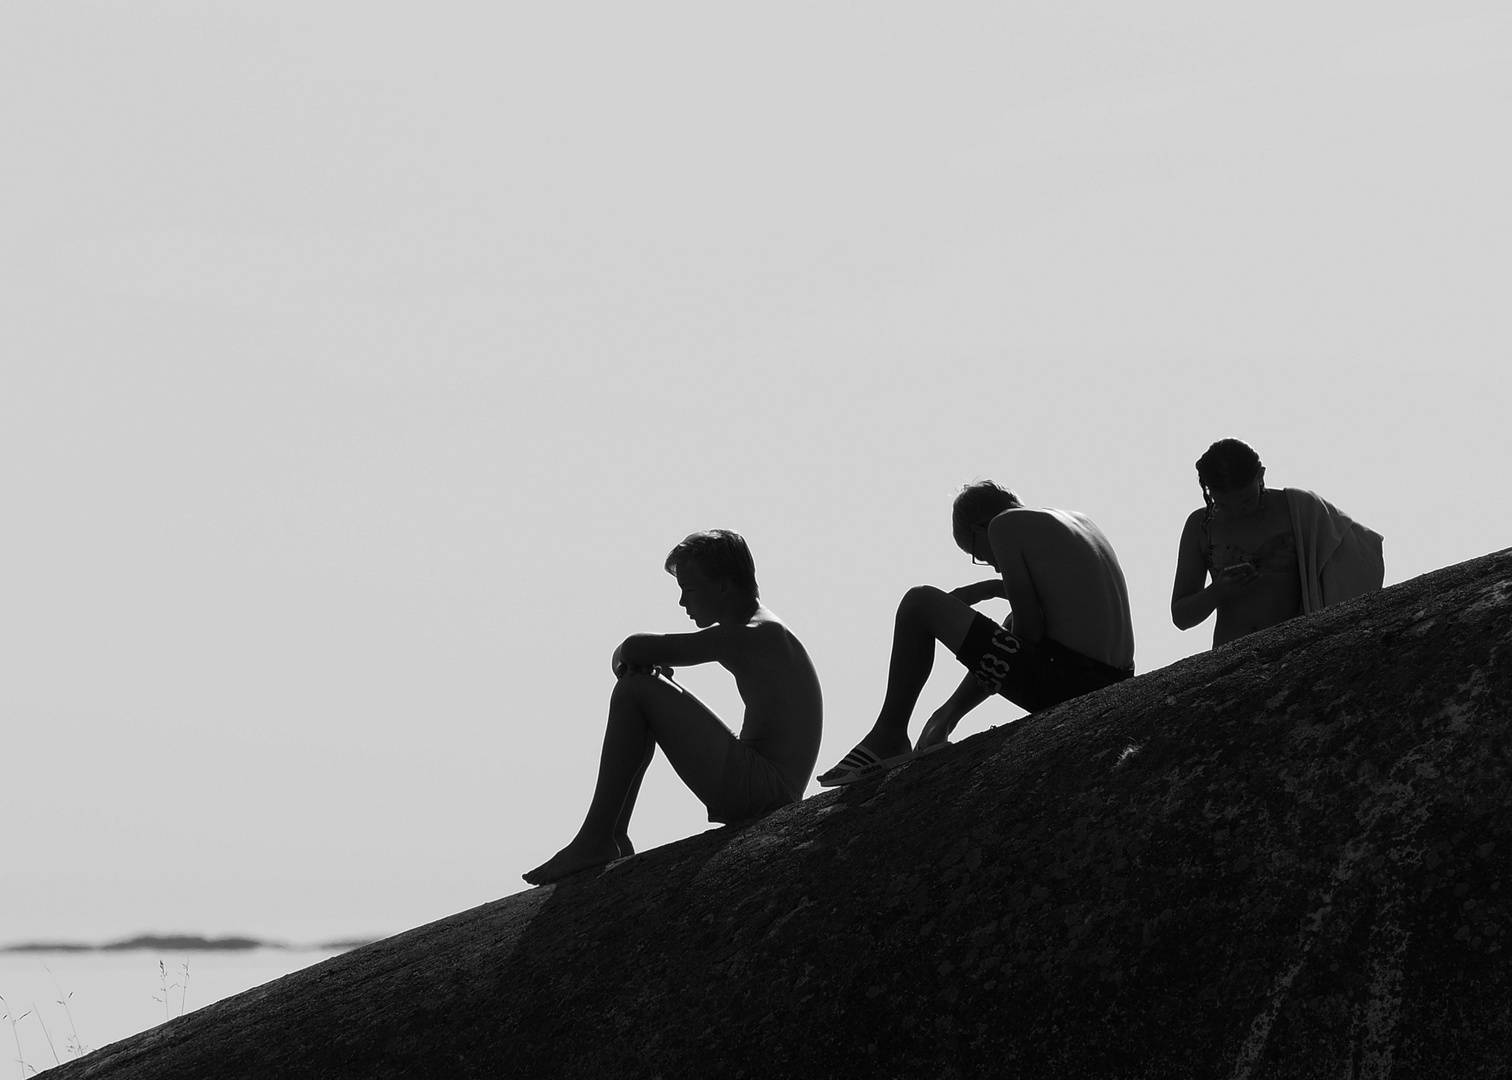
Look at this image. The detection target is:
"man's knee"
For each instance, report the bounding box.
[610,671,671,706]
[897,584,958,626]
[898,583,948,615]
[897,583,977,651]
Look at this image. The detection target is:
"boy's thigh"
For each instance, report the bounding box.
[705,742,793,825]
[951,615,1118,712]
[951,612,1045,709]
[625,674,740,803]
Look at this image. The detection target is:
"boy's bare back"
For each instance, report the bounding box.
[696,609,823,792]
[988,506,1135,670]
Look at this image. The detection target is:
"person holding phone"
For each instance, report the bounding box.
[1171,439,1384,649]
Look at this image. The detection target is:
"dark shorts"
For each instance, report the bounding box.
[954,613,1133,713]
[705,741,800,825]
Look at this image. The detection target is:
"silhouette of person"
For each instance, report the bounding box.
[524,530,822,885]
[1171,438,1384,649]
[818,481,1135,786]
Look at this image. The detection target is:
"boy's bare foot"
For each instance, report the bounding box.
[523,838,621,885]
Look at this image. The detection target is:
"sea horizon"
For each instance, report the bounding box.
[2,943,355,1074]
[1,931,380,954]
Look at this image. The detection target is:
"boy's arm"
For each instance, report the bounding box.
[610,640,671,678]
[989,513,1046,644]
[1171,508,1254,628]
[949,578,1008,606]
[615,623,755,673]
[918,672,992,749]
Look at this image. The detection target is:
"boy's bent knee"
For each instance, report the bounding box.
[611,670,680,704]
[897,583,975,648]
[899,584,947,609]
[898,584,951,620]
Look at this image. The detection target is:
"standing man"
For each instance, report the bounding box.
[819,481,1134,786]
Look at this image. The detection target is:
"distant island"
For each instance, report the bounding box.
[1,934,377,953]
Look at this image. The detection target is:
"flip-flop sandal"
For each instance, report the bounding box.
[817,743,916,788]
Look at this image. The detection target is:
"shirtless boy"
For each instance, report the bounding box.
[818,481,1134,786]
[524,530,823,885]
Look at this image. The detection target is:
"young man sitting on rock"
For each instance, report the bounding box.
[818,481,1135,786]
[524,530,823,885]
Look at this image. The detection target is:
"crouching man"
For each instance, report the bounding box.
[819,481,1134,786]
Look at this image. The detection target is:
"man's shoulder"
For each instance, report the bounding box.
[989,504,1046,526]
[741,608,805,644]
[991,505,1090,536]
[993,506,1125,567]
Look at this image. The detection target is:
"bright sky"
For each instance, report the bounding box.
[3,2,1508,945]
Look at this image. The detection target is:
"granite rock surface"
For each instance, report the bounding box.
[53,549,1512,1079]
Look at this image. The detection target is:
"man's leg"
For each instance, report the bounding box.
[836,585,977,763]
[612,740,655,857]
[611,675,741,852]
[524,673,735,884]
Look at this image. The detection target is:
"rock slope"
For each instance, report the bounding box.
[53,549,1512,1079]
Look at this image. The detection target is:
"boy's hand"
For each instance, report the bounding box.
[918,708,957,750]
[611,637,673,679]
[1213,562,1260,597]
[615,662,674,679]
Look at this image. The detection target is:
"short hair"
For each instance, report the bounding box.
[1195,438,1263,494]
[951,481,1023,553]
[664,529,759,598]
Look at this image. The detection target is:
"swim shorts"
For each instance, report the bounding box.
[705,741,801,825]
[953,613,1133,712]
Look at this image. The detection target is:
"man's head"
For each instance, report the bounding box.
[1195,438,1266,519]
[1195,438,1263,494]
[951,480,1023,555]
[664,529,760,602]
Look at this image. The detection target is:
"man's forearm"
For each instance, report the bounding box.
[945,672,992,715]
[919,672,992,748]
[936,672,992,730]
[951,579,1008,606]
[1171,584,1221,630]
[613,634,669,677]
